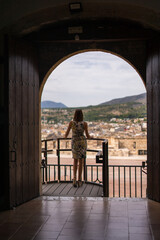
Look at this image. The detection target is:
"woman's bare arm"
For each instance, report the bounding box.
[64,121,72,138]
[84,122,92,139]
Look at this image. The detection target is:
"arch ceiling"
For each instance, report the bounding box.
[0,0,160,34]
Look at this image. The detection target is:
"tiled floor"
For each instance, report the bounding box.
[0,196,160,239]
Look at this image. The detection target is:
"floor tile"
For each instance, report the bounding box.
[34,231,60,238]
[129,226,151,234]
[83,231,105,238]
[105,236,128,240]
[108,222,128,229]
[129,233,152,240]
[0,197,160,240]
[57,236,81,240]
[41,223,64,231]
[84,225,106,232]
[109,218,128,225]
[60,228,82,236]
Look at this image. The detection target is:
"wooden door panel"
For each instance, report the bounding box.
[147,40,160,202]
[28,53,35,199]
[34,70,40,196]
[15,45,23,205]
[9,39,39,207]
[9,40,16,207]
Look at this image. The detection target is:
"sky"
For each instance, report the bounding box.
[41,51,146,107]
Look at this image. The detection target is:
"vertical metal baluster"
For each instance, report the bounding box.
[43,167,44,183]
[86,166,88,182]
[113,166,115,197]
[46,165,48,182]
[49,166,50,182]
[129,167,131,197]
[97,166,98,182]
[124,166,126,197]
[70,166,72,181]
[54,165,56,181]
[63,166,64,181]
[57,138,60,182]
[102,141,109,197]
[45,140,48,182]
[65,166,66,181]
[101,165,103,184]
[108,166,110,196]
[91,166,93,182]
[141,166,142,198]
[118,166,120,197]
[135,167,137,197]
[84,157,86,182]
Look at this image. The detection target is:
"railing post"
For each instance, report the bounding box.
[103,141,109,197]
[57,138,60,182]
[44,140,48,182]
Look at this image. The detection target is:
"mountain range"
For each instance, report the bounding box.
[99,93,146,106]
[41,101,67,109]
[41,93,146,109]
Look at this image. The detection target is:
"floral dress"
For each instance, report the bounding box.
[71,121,87,159]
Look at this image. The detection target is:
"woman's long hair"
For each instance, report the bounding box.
[73,109,83,122]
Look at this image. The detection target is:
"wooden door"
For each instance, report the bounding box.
[146,38,160,202]
[9,39,39,207]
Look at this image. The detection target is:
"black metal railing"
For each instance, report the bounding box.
[41,137,105,182]
[108,165,146,198]
[41,138,147,198]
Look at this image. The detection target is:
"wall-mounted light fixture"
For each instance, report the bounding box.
[68,26,83,41]
[69,2,82,13]
[74,34,80,41]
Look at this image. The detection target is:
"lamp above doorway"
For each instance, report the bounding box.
[69,2,82,13]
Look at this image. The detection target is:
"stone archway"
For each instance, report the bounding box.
[1,1,160,209]
[32,18,160,202]
[40,48,146,196]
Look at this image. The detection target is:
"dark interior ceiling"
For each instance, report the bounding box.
[24,18,159,43]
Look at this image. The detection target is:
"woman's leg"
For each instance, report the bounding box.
[73,159,78,179]
[78,158,84,181]
[73,159,78,187]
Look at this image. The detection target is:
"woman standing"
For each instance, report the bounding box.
[64,109,92,187]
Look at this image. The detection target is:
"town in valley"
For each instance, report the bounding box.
[41,109,147,158]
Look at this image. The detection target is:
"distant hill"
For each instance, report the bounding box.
[41,101,67,109]
[99,93,146,106]
[41,93,147,123]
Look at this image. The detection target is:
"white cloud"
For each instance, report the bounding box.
[41,51,146,107]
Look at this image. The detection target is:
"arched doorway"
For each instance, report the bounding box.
[2,3,160,209]
[40,50,147,198]
[33,17,160,202]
